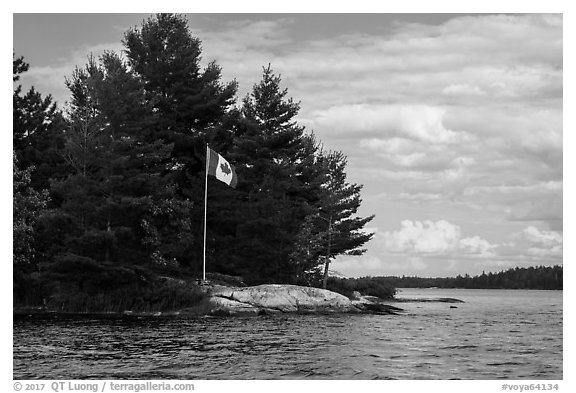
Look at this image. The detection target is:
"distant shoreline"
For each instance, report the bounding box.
[395,287,563,291]
[368,265,562,291]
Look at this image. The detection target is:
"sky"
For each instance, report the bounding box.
[12,12,564,278]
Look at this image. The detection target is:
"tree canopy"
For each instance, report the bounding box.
[13,14,376,310]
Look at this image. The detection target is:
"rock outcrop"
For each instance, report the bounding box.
[394,297,464,303]
[206,284,403,316]
[351,295,405,315]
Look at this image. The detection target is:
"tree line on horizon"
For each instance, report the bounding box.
[13,14,375,309]
[329,265,563,293]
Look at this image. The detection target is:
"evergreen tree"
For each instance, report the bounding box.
[13,152,49,268]
[123,13,238,273]
[229,65,322,284]
[294,150,375,288]
[122,13,237,163]
[13,54,68,191]
[45,52,194,268]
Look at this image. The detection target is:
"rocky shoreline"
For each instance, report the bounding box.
[393,297,464,303]
[14,284,467,318]
[205,283,404,316]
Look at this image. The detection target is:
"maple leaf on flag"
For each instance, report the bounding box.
[220,162,231,175]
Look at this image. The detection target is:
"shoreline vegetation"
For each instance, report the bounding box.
[373,265,562,291]
[14,266,561,318]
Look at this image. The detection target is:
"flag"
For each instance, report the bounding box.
[207,147,237,188]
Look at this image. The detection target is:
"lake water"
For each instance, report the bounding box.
[13,288,562,380]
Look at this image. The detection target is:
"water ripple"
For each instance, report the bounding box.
[14,289,562,379]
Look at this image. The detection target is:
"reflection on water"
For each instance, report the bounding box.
[13,289,562,379]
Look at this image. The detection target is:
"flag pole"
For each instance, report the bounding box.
[203,144,209,282]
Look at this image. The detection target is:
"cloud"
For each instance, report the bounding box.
[383,220,459,253]
[359,135,477,174]
[378,220,562,262]
[497,226,563,261]
[522,226,562,245]
[381,220,495,257]
[331,255,387,278]
[408,256,427,271]
[198,15,562,209]
[21,42,125,106]
[392,14,562,68]
[442,83,485,96]
[509,204,563,232]
[459,236,495,255]
[463,181,563,230]
[333,220,562,278]
[213,19,293,50]
[310,104,468,144]
[197,14,560,114]
[194,18,296,99]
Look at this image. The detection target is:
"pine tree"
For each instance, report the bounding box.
[299,150,375,288]
[13,152,50,268]
[123,14,238,273]
[122,13,237,160]
[228,65,321,284]
[13,54,68,191]
[45,52,194,268]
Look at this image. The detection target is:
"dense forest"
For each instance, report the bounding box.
[388,265,563,290]
[13,14,375,312]
[327,265,563,299]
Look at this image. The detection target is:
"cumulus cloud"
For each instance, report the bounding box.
[522,226,561,244]
[381,220,495,256]
[348,220,562,277]
[383,220,458,253]
[459,236,495,255]
[333,221,562,278]
[497,226,563,261]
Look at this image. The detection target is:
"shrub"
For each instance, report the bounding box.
[327,276,396,300]
[14,255,207,313]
